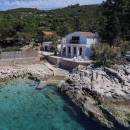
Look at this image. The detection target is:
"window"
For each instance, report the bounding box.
[70,36,80,44]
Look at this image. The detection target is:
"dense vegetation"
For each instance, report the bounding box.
[0,1,130,66]
[0,4,100,48]
[99,0,130,45]
[92,0,130,66]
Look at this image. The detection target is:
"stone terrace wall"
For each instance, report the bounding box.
[46,55,90,70]
[0,50,38,59]
[0,50,40,66]
[0,57,40,66]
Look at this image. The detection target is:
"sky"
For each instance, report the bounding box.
[0,0,104,11]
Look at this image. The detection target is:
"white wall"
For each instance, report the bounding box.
[64,32,98,60]
[85,45,93,59]
[65,32,97,45]
[86,38,97,45]
[65,32,86,44]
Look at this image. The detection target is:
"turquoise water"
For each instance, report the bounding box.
[0,78,108,130]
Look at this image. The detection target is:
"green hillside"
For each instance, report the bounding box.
[0,4,101,47]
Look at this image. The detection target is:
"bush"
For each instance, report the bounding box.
[119,41,130,56]
[92,44,120,66]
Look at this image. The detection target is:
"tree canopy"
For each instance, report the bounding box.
[0,2,129,49]
[0,5,101,48]
[99,0,130,45]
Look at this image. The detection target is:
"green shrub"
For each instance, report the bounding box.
[92,44,120,66]
[119,41,130,56]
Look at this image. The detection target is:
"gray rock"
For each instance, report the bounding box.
[60,64,130,129]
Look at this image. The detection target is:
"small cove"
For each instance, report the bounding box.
[0,78,109,130]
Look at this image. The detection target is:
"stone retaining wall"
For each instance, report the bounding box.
[0,57,40,66]
[0,50,40,66]
[0,50,38,59]
[46,55,90,70]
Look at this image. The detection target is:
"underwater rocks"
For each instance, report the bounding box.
[59,64,130,129]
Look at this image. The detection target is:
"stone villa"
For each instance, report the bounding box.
[61,32,98,60]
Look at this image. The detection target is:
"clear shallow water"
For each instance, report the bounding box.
[0,78,108,130]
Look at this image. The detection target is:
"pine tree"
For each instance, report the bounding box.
[100,0,130,43]
[99,0,121,46]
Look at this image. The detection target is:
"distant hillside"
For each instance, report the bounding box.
[47,4,101,35]
[0,4,101,47]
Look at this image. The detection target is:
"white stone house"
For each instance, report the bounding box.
[61,32,99,60]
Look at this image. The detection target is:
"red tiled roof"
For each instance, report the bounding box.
[42,31,54,39]
[79,32,96,37]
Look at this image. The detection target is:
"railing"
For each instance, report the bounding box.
[62,43,87,47]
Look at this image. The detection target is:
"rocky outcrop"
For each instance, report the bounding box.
[0,64,54,82]
[58,64,130,129]
[0,63,68,88]
[71,65,130,100]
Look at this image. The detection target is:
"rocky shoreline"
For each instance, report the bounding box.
[0,64,52,82]
[0,63,68,83]
[58,64,130,129]
[1,62,130,129]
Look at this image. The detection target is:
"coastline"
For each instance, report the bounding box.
[0,63,68,83]
[1,62,130,129]
[58,64,130,129]
[0,64,51,82]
